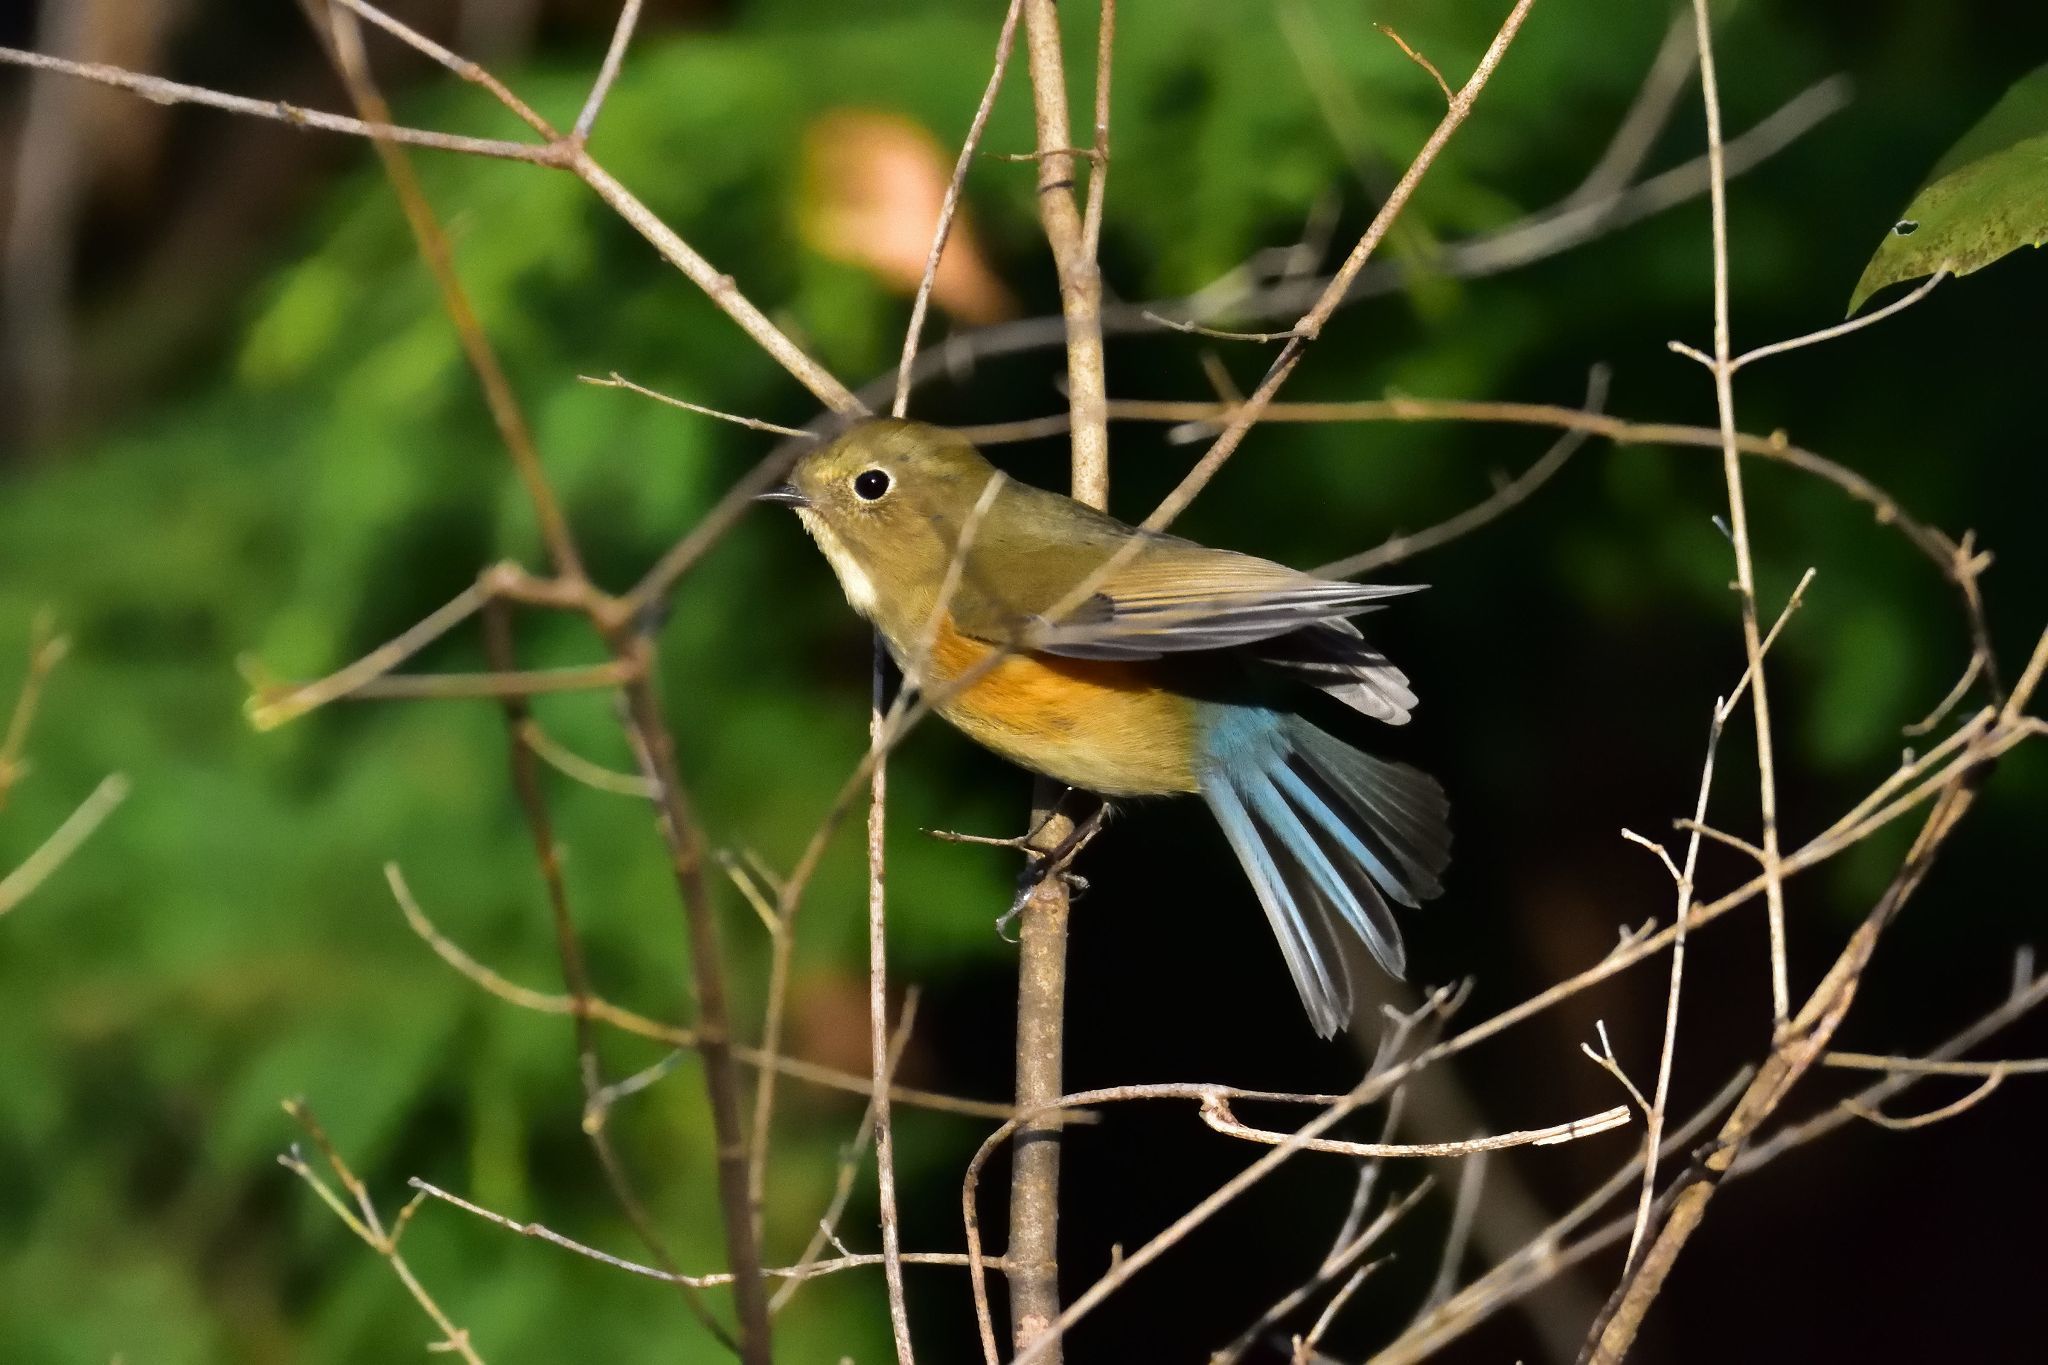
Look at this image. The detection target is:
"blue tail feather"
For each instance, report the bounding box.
[1198,707,1451,1037]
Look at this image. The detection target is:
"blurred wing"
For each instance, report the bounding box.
[1254,620,1419,724]
[1024,547,1423,660]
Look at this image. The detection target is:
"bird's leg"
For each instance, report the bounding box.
[997,795,1112,940]
[924,787,1077,852]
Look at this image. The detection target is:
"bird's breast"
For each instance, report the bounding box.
[911,614,1200,797]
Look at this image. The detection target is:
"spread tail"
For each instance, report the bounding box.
[1199,712,1451,1037]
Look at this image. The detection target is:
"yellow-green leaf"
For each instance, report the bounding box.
[1849,64,2048,313]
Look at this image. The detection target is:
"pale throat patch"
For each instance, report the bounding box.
[796,508,879,617]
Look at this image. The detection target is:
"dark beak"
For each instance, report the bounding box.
[755,484,810,508]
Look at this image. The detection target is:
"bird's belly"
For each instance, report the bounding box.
[916,616,1200,797]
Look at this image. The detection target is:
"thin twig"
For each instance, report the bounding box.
[1823,1052,2048,1077]
[1731,268,1944,371]
[1200,1095,1632,1156]
[326,0,557,139]
[0,773,129,919]
[892,0,1027,417]
[280,1101,486,1364]
[867,634,914,1365]
[1318,367,1608,577]
[772,992,922,1312]
[1845,1074,2006,1131]
[0,43,560,162]
[1006,2,1118,1355]
[584,372,813,439]
[574,0,643,142]
[0,614,68,810]
[388,860,1013,1117]
[1375,24,1453,104]
[471,599,735,1347]
[1135,0,1540,536]
[411,1178,1000,1287]
[1213,1181,1434,1365]
[1674,0,1788,1027]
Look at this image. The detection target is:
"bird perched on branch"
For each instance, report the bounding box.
[760,418,1449,1037]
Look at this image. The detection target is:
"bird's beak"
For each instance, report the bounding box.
[755,484,810,508]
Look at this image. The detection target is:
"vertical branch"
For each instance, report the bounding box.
[1009,4,1114,1358]
[308,0,582,581]
[869,636,915,1362]
[306,10,776,1357]
[473,603,735,1352]
[1686,0,1790,1027]
[1023,0,1111,492]
[610,638,776,1365]
[891,0,1026,417]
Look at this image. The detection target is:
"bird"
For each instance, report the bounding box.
[759,417,1449,1037]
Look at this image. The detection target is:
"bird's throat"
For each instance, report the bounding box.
[795,508,880,618]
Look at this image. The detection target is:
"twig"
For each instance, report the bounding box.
[410,1178,1000,1287]
[1823,1051,2048,1077]
[891,0,1027,417]
[292,659,639,702]
[0,773,129,919]
[878,73,1847,412]
[1213,1181,1434,1365]
[1137,0,1541,536]
[574,0,642,142]
[0,614,68,810]
[325,0,556,139]
[516,719,655,797]
[1390,961,2048,1362]
[1296,1259,1386,1362]
[279,1100,485,1364]
[1845,1074,2005,1131]
[1006,2,1118,1356]
[867,635,914,1365]
[1582,764,1992,1360]
[1670,0,1788,1027]
[1730,268,1944,371]
[1370,1069,1752,1365]
[389,860,1012,1117]
[470,599,734,1347]
[1199,1095,1632,1156]
[1317,367,1608,577]
[772,992,922,1312]
[246,577,495,730]
[1375,24,1452,104]
[583,372,813,439]
[0,43,560,162]
[1630,703,1721,1267]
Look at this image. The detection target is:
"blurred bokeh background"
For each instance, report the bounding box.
[2,1,2044,1361]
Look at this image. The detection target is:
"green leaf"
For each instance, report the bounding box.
[1849,63,2048,313]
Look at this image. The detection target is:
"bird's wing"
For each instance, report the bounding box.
[945,524,1421,661]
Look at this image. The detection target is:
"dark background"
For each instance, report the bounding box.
[1,2,2043,1361]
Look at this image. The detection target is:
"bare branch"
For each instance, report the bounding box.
[583,373,813,438]
[1200,1094,1633,1156]
[0,773,129,920]
[280,1101,485,1364]
[574,0,643,142]
[892,0,1027,417]
[1317,366,1608,577]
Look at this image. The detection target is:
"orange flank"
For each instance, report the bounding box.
[920,612,1201,798]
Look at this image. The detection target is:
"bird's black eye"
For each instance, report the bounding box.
[854,468,891,501]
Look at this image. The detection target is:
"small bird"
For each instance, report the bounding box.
[760,418,1450,1036]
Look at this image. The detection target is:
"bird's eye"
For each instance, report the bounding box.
[853,468,891,501]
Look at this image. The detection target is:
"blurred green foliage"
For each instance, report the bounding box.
[1,2,2043,1362]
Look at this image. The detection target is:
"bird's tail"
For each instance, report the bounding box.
[1198,709,1451,1037]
